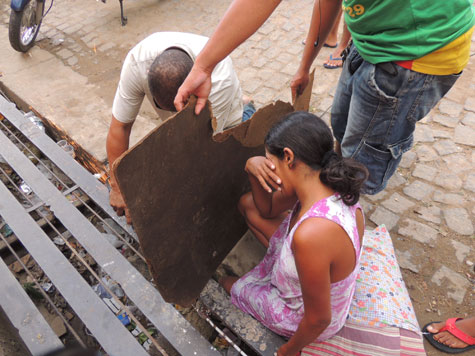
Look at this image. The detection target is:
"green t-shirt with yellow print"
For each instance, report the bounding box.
[343,0,475,65]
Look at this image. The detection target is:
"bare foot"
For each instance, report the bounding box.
[427,317,475,349]
[219,276,239,294]
[242,95,252,106]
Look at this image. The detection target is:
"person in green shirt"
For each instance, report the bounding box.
[174,0,474,195]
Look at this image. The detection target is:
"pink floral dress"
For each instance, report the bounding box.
[231,193,363,341]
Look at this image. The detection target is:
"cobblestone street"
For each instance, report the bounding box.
[0,1,474,354]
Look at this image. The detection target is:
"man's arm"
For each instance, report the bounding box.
[106,115,133,224]
[291,0,343,98]
[175,0,281,114]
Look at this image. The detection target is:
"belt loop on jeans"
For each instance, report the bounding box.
[341,40,353,63]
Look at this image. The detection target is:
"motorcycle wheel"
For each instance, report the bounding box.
[9,0,43,52]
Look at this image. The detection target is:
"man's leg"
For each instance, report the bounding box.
[324,22,351,69]
[332,49,460,194]
[324,9,342,47]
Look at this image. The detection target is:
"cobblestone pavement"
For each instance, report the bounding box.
[1,0,474,354]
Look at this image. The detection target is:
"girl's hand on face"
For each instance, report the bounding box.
[245,156,282,193]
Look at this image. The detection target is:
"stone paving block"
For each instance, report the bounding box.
[63,23,83,36]
[450,240,471,263]
[56,48,74,60]
[386,172,407,189]
[454,124,475,147]
[433,191,467,206]
[414,145,438,162]
[399,151,416,168]
[403,180,434,201]
[431,129,452,139]
[366,189,388,202]
[434,172,463,191]
[412,163,437,181]
[242,81,261,95]
[67,56,79,66]
[358,197,373,216]
[442,153,472,174]
[286,44,303,55]
[443,208,474,236]
[252,56,269,68]
[276,52,295,64]
[381,193,415,214]
[239,67,259,83]
[433,140,460,156]
[464,96,475,113]
[395,249,421,273]
[414,124,434,142]
[317,97,333,113]
[98,42,115,52]
[463,173,475,192]
[265,60,285,72]
[369,207,399,231]
[462,112,475,128]
[254,39,272,51]
[433,114,460,128]
[431,266,470,304]
[56,22,71,32]
[438,98,463,117]
[445,86,467,104]
[257,24,273,35]
[398,219,439,244]
[414,205,441,224]
[252,91,277,107]
[281,62,299,76]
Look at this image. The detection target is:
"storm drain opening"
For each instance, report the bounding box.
[0,91,282,356]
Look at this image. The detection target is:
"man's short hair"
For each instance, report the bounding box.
[148,48,194,111]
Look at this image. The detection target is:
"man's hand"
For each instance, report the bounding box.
[109,187,132,225]
[245,156,281,193]
[291,68,310,103]
[174,65,213,115]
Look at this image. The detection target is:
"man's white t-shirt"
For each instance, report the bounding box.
[112,32,243,132]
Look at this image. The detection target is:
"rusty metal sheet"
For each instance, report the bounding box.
[114,77,313,306]
[114,99,292,306]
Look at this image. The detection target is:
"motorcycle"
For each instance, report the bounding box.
[9,0,128,53]
[9,0,49,52]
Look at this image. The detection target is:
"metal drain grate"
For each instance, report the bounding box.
[0,92,285,356]
[0,94,220,356]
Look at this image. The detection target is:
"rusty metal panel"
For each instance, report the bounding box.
[113,98,295,306]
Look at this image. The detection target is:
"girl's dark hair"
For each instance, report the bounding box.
[265,111,368,206]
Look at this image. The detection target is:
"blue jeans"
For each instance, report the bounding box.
[331,44,461,195]
[242,102,256,122]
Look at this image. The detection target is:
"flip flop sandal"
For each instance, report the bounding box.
[323,54,343,69]
[422,318,475,354]
[301,40,338,48]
